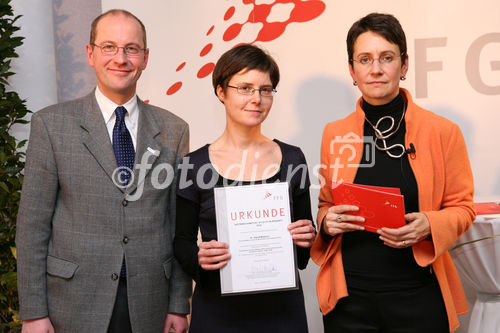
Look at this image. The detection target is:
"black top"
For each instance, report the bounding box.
[174,139,313,333]
[342,94,433,291]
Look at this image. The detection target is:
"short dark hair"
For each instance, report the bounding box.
[90,9,147,48]
[346,13,406,67]
[212,44,280,96]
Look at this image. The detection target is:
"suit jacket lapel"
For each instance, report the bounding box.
[126,99,161,195]
[80,92,122,190]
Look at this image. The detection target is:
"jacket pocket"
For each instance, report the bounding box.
[163,257,173,279]
[46,255,79,279]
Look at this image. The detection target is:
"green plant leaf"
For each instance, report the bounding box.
[16,139,26,148]
[0,0,28,325]
[0,181,9,193]
[0,271,16,284]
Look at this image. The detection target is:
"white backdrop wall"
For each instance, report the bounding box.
[11,1,500,332]
[101,2,500,332]
[103,0,500,199]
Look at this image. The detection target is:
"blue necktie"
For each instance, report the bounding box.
[113,106,135,186]
[112,106,135,279]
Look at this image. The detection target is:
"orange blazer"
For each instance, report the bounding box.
[311,88,475,332]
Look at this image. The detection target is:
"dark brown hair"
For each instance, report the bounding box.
[347,13,406,67]
[212,44,280,96]
[90,9,147,48]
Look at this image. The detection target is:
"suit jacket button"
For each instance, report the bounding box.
[122,199,128,207]
[123,236,129,244]
[111,273,119,281]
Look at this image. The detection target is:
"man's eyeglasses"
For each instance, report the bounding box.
[227,85,276,97]
[91,43,146,56]
[351,53,403,66]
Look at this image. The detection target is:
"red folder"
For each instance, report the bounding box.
[332,182,406,232]
[473,202,500,215]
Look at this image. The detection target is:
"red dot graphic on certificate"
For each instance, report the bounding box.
[166,0,326,95]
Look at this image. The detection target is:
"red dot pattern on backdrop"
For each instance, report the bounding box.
[223,23,243,42]
[224,6,236,20]
[200,44,213,57]
[167,0,326,95]
[206,25,215,35]
[167,82,182,95]
[224,0,326,43]
[176,62,186,72]
[197,62,215,79]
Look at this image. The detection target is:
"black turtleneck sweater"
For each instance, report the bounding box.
[341,93,432,291]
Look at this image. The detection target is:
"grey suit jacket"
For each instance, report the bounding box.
[16,91,192,333]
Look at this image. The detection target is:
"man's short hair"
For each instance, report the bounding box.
[90,9,147,48]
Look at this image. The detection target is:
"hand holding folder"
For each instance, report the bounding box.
[332,182,406,233]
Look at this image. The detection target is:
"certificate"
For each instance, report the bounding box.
[214,182,297,295]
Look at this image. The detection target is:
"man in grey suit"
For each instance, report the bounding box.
[16,9,191,333]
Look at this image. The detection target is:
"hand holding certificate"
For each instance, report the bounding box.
[214,182,297,295]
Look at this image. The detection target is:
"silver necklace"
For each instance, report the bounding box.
[364,103,406,158]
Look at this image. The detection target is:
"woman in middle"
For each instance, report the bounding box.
[174,44,316,333]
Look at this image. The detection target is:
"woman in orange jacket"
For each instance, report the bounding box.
[311,13,475,333]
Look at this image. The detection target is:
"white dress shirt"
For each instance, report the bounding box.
[95,87,139,151]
